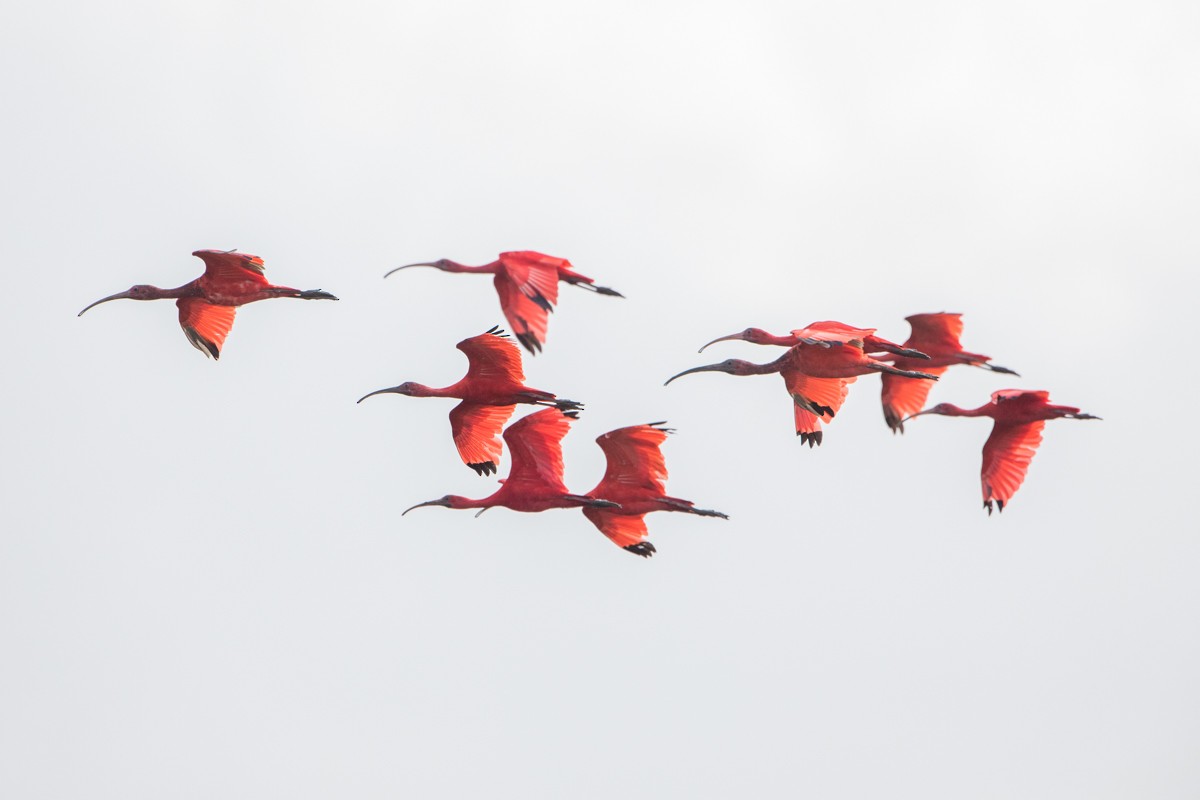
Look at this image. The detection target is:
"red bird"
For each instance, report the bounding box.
[880,313,1018,433]
[358,327,581,476]
[582,422,727,558]
[78,249,338,359]
[905,389,1100,514]
[700,320,928,359]
[402,407,619,517]
[384,250,623,354]
[667,339,939,446]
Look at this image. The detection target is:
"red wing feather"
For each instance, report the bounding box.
[592,424,670,496]
[449,402,516,475]
[581,508,650,549]
[192,250,270,285]
[904,313,964,351]
[494,275,551,354]
[992,389,1050,404]
[881,367,948,429]
[782,371,854,418]
[980,420,1046,507]
[497,252,562,309]
[502,408,571,492]
[456,331,525,384]
[795,320,876,344]
[176,298,236,359]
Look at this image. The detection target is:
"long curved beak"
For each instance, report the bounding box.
[899,409,934,425]
[698,332,746,353]
[357,386,404,404]
[402,499,449,516]
[383,262,437,279]
[78,290,134,316]
[664,363,725,386]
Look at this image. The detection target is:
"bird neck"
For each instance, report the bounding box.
[441,260,499,275]
[938,403,991,418]
[446,494,491,510]
[152,283,200,300]
[407,383,458,399]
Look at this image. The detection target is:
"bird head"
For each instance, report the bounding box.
[383,259,454,278]
[356,382,423,403]
[402,495,470,515]
[664,358,761,385]
[77,285,159,316]
[698,328,772,352]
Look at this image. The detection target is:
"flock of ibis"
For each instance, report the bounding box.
[79,248,1099,557]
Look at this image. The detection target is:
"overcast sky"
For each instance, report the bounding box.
[2,1,1198,797]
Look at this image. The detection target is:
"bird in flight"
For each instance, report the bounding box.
[358,327,581,476]
[581,422,727,558]
[384,250,622,354]
[904,389,1099,514]
[78,249,337,359]
[402,408,619,521]
[879,313,1018,433]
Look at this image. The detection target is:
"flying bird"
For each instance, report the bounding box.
[402,408,619,520]
[668,339,939,446]
[358,327,582,476]
[880,313,1018,433]
[581,422,727,557]
[78,249,338,359]
[700,320,928,359]
[904,389,1100,514]
[384,250,623,354]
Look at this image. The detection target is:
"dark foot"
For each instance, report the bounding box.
[554,398,585,412]
[592,285,624,298]
[624,542,656,558]
[983,363,1020,376]
[1071,413,1102,420]
[689,507,729,519]
[299,289,339,300]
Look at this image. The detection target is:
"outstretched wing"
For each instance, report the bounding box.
[782,371,854,418]
[593,423,671,496]
[494,275,552,354]
[449,402,516,476]
[992,389,1050,404]
[192,249,270,286]
[581,507,650,550]
[456,328,525,384]
[795,320,877,344]
[497,252,562,310]
[176,298,237,359]
[980,419,1046,509]
[904,313,964,351]
[881,367,948,432]
[502,408,572,492]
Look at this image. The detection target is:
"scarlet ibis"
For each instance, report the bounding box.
[699,320,929,359]
[383,250,623,354]
[904,389,1100,514]
[667,341,939,446]
[78,249,338,359]
[880,313,1018,433]
[582,422,727,558]
[358,327,581,476]
[402,407,619,518]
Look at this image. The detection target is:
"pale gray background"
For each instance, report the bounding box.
[2,1,1197,797]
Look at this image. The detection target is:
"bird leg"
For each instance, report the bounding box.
[1068,413,1102,420]
[565,495,621,509]
[979,362,1020,375]
[569,280,625,298]
[297,289,339,300]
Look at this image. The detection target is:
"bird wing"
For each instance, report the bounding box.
[449,402,516,476]
[880,367,949,430]
[904,313,964,350]
[192,249,270,286]
[992,389,1050,404]
[981,419,1046,507]
[581,507,650,549]
[493,275,551,354]
[456,329,525,384]
[794,320,876,344]
[782,371,854,418]
[792,404,824,441]
[176,298,237,359]
[502,408,571,492]
[497,252,562,310]
[593,423,670,496]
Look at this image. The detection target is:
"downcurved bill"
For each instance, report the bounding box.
[78,290,135,316]
[383,262,438,279]
[664,363,726,386]
[899,409,936,425]
[357,386,403,404]
[402,499,450,516]
[698,332,748,353]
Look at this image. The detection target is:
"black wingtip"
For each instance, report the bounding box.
[623,542,656,558]
[515,330,542,355]
[468,461,497,476]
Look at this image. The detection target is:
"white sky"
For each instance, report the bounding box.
[2,1,1198,797]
